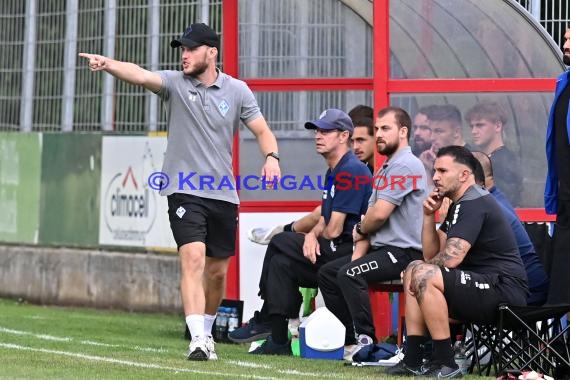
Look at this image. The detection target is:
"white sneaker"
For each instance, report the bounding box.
[247,225,284,245]
[187,336,209,361]
[205,335,218,360]
[377,348,404,366]
[344,334,374,362]
[343,344,359,361]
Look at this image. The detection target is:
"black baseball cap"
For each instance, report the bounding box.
[170,23,220,50]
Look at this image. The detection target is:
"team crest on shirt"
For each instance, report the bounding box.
[176,206,186,219]
[188,91,197,102]
[330,184,335,198]
[218,100,230,116]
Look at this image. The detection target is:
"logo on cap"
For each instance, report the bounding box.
[170,23,220,50]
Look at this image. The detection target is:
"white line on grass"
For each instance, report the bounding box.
[0,342,277,380]
[226,359,343,378]
[226,360,273,369]
[0,327,341,378]
[280,369,331,377]
[0,327,71,342]
[79,340,121,347]
[0,326,166,353]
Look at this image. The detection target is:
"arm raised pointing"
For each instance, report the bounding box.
[78,53,162,93]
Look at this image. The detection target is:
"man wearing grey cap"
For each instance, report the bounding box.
[79,23,280,361]
[231,109,372,355]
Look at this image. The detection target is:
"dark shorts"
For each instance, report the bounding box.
[167,193,238,258]
[440,268,526,324]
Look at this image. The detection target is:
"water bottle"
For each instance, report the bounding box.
[214,307,227,341]
[227,307,239,334]
[453,335,469,375]
[214,307,222,340]
[219,307,229,342]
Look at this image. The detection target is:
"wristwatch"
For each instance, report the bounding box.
[355,221,367,236]
[266,152,280,161]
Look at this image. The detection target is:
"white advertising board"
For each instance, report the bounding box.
[99,136,176,249]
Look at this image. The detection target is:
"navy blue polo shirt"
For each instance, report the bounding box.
[321,151,372,238]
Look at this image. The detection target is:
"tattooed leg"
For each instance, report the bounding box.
[408,263,450,340]
[403,261,430,336]
[410,263,439,304]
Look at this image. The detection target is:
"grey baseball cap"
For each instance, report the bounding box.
[304,109,354,134]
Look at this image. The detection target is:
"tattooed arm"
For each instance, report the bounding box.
[425,237,471,268]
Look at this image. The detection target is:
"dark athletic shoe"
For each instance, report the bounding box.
[421,362,462,378]
[228,310,271,343]
[249,336,292,356]
[385,361,426,376]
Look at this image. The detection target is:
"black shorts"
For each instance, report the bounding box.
[440,268,525,324]
[167,193,238,258]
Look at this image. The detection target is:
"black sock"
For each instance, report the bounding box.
[270,315,289,345]
[449,323,464,343]
[432,338,456,368]
[283,221,295,232]
[258,303,270,323]
[403,335,428,367]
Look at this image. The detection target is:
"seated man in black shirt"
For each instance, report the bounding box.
[389,145,528,378]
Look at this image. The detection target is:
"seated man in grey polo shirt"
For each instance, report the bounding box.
[318,106,427,359]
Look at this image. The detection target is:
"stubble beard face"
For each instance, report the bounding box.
[186,59,209,77]
[443,180,462,199]
[564,53,570,66]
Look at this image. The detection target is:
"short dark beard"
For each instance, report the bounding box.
[187,60,209,77]
[378,141,398,156]
[564,53,570,66]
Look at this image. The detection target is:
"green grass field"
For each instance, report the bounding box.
[0,298,491,379]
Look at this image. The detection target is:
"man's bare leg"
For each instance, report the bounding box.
[408,262,456,372]
[204,256,230,315]
[179,241,209,360]
[180,242,206,316]
[409,263,449,339]
[393,261,431,371]
[201,256,230,359]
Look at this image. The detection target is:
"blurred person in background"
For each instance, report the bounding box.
[466,101,522,206]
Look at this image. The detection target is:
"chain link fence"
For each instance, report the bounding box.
[0,0,568,133]
[0,0,221,133]
[516,0,569,49]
